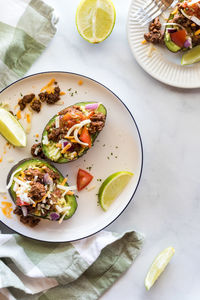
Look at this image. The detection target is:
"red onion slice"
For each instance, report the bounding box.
[21,206,28,217]
[50,212,60,221]
[85,103,99,110]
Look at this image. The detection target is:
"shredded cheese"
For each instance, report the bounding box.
[61,178,68,185]
[55,116,60,128]
[66,119,91,138]
[42,135,49,145]
[7,168,22,189]
[61,143,72,154]
[16,110,21,119]
[74,127,89,146]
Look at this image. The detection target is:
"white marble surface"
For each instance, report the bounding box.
[1,0,200,299]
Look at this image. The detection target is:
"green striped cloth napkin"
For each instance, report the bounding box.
[0,0,58,90]
[0,1,144,299]
[0,231,144,299]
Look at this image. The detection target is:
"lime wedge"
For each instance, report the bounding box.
[181,45,200,66]
[98,171,133,211]
[145,247,175,291]
[76,0,116,43]
[0,108,26,147]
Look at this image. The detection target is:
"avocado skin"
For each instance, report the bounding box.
[7,158,77,221]
[41,102,107,163]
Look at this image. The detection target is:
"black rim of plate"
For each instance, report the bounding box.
[0,71,144,243]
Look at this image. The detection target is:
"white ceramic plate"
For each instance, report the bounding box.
[128,0,200,88]
[0,72,143,242]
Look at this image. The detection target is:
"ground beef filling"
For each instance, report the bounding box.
[30,99,42,113]
[31,143,45,159]
[13,207,40,227]
[18,93,35,111]
[28,182,46,201]
[89,112,106,134]
[39,87,60,104]
[144,17,164,44]
[18,85,62,114]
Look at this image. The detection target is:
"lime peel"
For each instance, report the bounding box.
[76,0,116,44]
[0,108,26,147]
[98,171,134,211]
[181,45,200,66]
[145,246,175,291]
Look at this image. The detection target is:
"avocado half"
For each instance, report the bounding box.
[164,14,182,53]
[7,158,77,221]
[41,102,107,163]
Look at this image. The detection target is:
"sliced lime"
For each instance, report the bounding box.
[181,45,200,66]
[0,108,26,147]
[145,247,175,291]
[98,171,133,211]
[76,0,116,43]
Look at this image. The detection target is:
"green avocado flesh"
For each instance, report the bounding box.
[41,102,107,163]
[7,159,77,221]
[164,31,181,52]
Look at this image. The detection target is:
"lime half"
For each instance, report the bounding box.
[76,0,116,43]
[181,45,200,66]
[0,108,26,147]
[98,171,133,211]
[145,247,175,291]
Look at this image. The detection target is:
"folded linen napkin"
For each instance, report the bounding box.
[0,0,58,90]
[0,1,144,299]
[0,231,144,300]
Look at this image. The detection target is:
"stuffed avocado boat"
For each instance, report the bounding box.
[41,102,107,163]
[144,0,200,65]
[164,0,200,53]
[7,159,77,224]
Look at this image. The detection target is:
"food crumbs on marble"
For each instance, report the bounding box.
[78,80,83,85]
[97,179,102,182]
[86,185,96,191]
[67,88,72,91]
[7,158,14,163]
[0,157,2,163]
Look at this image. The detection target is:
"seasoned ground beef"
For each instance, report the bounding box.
[144,17,164,44]
[13,207,40,227]
[43,167,60,181]
[48,128,62,142]
[31,143,45,158]
[39,87,60,104]
[28,182,46,201]
[24,168,44,182]
[89,112,106,134]
[18,93,35,111]
[30,99,42,113]
[58,105,82,116]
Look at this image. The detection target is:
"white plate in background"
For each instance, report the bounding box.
[128,0,200,88]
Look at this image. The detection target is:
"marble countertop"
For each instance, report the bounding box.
[1,0,200,299]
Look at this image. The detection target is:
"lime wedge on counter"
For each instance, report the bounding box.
[181,45,200,66]
[76,0,116,43]
[145,247,175,291]
[0,108,26,147]
[98,171,133,211]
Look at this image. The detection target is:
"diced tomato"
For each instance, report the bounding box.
[16,197,30,206]
[79,126,92,148]
[77,169,93,191]
[170,29,186,48]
